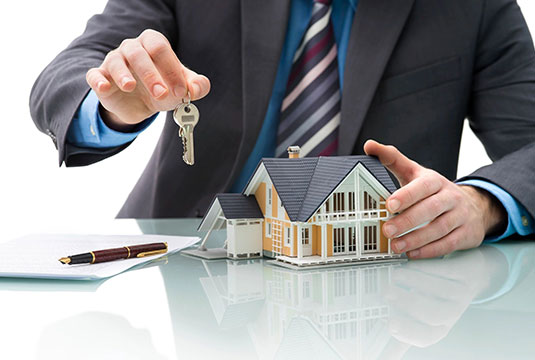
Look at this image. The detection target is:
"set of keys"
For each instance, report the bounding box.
[173,93,199,165]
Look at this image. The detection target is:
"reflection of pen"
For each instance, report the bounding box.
[58,242,168,265]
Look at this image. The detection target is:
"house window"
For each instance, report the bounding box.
[333,227,346,254]
[348,227,356,252]
[364,191,378,211]
[266,185,272,216]
[363,225,378,252]
[266,222,272,237]
[325,198,330,213]
[285,227,292,246]
[348,192,355,212]
[301,228,310,245]
[333,192,345,212]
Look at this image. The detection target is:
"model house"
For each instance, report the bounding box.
[195,146,402,268]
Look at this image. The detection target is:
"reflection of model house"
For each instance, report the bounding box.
[199,260,265,330]
[199,147,401,267]
[250,264,396,360]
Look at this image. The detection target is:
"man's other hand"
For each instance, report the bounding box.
[364,140,506,259]
[85,29,211,131]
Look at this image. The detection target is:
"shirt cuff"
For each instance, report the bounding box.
[457,179,535,243]
[67,90,158,149]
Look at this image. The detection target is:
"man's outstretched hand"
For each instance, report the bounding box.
[86,29,211,132]
[364,140,506,259]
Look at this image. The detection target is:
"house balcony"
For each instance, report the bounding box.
[314,209,390,224]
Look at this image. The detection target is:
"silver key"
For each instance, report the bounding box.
[173,99,199,165]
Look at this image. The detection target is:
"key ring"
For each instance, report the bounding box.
[182,91,191,105]
[174,90,192,120]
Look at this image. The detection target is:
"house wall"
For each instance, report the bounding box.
[379,197,388,253]
[272,185,278,218]
[255,182,266,215]
[227,222,263,257]
[293,225,297,257]
[282,222,291,256]
[327,224,333,257]
[263,218,272,252]
[254,178,296,256]
[312,225,320,256]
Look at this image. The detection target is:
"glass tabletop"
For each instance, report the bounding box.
[1,219,534,359]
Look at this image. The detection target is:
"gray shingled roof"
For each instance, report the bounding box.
[260,158,318,221]
[216,193,263,220]
[260,156,397,222]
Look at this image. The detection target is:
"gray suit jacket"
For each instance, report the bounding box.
[30,0,535,219]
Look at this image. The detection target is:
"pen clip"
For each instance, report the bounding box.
[136,244,168,258]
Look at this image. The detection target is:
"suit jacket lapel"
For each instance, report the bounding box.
[339,0,415,154]
[230,0,290,184]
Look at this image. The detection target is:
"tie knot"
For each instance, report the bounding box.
[315,0,332,6]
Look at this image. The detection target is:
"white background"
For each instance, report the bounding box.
[0,1,534,235]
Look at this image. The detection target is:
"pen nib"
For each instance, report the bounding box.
[59,257,71,265]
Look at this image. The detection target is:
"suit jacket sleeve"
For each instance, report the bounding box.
[460,0,535,219]
[29,0,177,167]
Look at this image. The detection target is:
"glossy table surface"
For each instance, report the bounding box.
[1,219,534,359]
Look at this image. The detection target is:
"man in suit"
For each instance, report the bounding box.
[30,0,535,258]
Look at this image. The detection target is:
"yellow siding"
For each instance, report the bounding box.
[293,225,297,256]
[380,200,388,252]
[327,225,333,257]
[255,182,266,215]
[312,225,320,255]
[380,221,388,252]
[263,218,272,252]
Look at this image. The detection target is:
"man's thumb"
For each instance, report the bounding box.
[364,139,420,186]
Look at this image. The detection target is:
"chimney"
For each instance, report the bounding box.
[287,146,301,159]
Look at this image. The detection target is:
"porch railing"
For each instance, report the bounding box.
[314,209,390,223]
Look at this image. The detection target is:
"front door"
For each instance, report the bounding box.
[301,227,312,256]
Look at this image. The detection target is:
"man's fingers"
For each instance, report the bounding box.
[86,68,111,93]
[183,67,211,100]
[406,227,465,259]
[387,173,444,213]
[391,211,460,253]
[139,30,188,98]
[119,39,169,99]
[383,191,455,239]
[101,50,136,92]
[364,140,421,186]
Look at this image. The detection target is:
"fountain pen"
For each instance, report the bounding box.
[58,242,168,265]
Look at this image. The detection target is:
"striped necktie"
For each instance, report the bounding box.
[276,0,340,158]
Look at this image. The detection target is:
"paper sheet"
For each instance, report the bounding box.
[0,234,200,280]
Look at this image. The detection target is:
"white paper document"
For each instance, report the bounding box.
[0,234,200,280]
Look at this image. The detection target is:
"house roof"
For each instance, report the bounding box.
[215,193,264,220]
[258,156,397,222]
